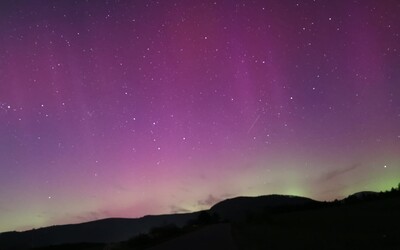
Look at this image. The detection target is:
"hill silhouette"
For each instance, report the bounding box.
[1,188,399,250]
[0,213,199,249]
[210,194,319,221]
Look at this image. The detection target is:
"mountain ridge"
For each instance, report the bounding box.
[1,191,396,249]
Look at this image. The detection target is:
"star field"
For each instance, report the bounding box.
[0,0,399,232]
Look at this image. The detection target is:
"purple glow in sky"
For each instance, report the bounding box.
[0,0,399,232]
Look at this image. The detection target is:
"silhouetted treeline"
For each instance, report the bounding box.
[126,211,221,249]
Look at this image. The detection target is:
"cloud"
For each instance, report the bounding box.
[72,210,112,223]
[198,194,231,207]
[170,205,191,214]
[321,163,360,182]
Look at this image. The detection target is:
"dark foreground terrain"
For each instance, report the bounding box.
[232,195,400,250]
[1,188,399,250]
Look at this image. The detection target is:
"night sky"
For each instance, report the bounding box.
[0,0,399,232]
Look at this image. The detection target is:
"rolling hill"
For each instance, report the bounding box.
[1,191,399,250]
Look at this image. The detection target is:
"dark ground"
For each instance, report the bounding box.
[9,189,400,250]
[231,196,400,250]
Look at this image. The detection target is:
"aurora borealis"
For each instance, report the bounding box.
[0,0,399,233]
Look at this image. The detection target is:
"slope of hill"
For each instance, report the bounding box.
[0,194,316,249]
[147,224,237,250]
[1,191,399,250]
[0,213,199,249]
[211,194,320,221]
[346,191,378,199]
[232,195,400,249]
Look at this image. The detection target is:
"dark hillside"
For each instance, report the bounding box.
[232,195,400,249]
[211,194,320,221]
